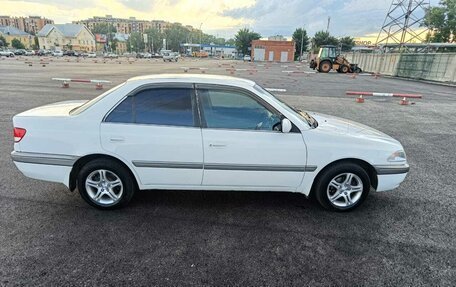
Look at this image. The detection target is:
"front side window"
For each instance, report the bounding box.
[198,88,281,131]
[105,88,195,127]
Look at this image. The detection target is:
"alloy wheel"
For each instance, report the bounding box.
[85,169,123,206]
[326,173,363,208]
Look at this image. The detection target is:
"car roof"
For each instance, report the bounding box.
[127,74,256,87]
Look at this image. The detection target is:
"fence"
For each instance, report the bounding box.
[345,52,456,83]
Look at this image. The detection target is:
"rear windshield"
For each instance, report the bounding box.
[69,83,125,115]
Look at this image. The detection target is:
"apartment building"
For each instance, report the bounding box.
[0,16,54,35]
[74,15,186,34]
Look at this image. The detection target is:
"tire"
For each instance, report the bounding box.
[77,159,135,210]
[319,61,332,73]
[314,162,371,212]
[340,65,349,73]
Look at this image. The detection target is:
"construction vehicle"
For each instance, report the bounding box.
[309,45,362,73]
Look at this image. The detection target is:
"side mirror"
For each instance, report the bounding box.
[281,118,292,133]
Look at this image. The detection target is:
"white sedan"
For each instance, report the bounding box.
[11,74,409,211]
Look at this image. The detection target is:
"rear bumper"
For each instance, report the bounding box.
[11,151,76,187]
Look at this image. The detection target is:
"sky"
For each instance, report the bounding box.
[0,0,440,39]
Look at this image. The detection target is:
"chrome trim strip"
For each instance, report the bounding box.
[132,161,203,169]
[205,163,315,172]
[11,151,78,166]
[133,160,316,172]
[374,164,410,175]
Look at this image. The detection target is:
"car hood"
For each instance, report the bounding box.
[309,112,400,145]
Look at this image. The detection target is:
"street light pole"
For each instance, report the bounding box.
[300,27,304,61]
[199,22,203,58]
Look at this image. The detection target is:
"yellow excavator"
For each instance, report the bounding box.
[309,45,362,73]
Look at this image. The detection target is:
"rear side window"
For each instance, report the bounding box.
[105,88,195,127]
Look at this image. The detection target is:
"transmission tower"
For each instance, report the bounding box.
[376,0,430,47]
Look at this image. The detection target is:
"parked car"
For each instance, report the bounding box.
[163,52,179,62]
[104,53,118,59]
[87,52,97,58]
[37,49,52,56]
[14,49,26,55]
[136,52,152,59]
[0,49,14,57]
[24,50,35,56]
[11,74,409,211]
[52,50,63,57]
[243,55,252,62]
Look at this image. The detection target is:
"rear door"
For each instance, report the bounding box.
[100,84,203,187]
[196,85,307,189]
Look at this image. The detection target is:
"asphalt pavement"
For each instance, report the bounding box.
[0,57,455,286]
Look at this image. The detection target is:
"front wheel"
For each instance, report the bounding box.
[340,65,349,73]
[314,163,370,211]
[77,159,135,209]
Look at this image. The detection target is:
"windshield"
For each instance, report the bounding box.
[70,82,126,115]
[253,84,318,128]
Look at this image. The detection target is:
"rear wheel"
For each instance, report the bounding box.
[319,61,332,73]
[78,159,135,209]
[314,163,370,211]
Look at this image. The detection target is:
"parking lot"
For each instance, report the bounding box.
[0,56,455,286]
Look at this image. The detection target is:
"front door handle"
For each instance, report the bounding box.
[109,137,125,142]
[209,143,226,148]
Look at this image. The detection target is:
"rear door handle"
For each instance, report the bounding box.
[109,137,125,142]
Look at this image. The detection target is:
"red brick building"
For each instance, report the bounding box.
[251,40,295,62]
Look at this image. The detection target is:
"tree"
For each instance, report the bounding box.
[225,38,235,46]
[11,38,25,49]
[144,28,164,52]
[292,28,309,59]
[0,35,8,47]
[424,0,455,42]
[32,36,39,50]
[339,36,355,51]
[163,23,189,51]
[213,37,226,45]
[234,28,261,55]
[312,31,339,52]
[128,32,145,52]
[91,23,117,35]
[111,38,118,52]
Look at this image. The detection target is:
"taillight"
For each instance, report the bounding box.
[13,128,26,143]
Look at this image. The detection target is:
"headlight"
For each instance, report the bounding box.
[387,150,406,162]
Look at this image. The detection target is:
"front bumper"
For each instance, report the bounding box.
[373,163,409,192]
[374,163,410,175]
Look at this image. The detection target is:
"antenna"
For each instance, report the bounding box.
[376,0,430,48]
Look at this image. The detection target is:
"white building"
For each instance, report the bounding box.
[37,24,95,51]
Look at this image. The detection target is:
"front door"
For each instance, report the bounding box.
[268,51,274,61]
[196,85,307,189]
[100,85,203,186]
[280,51,288,62]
